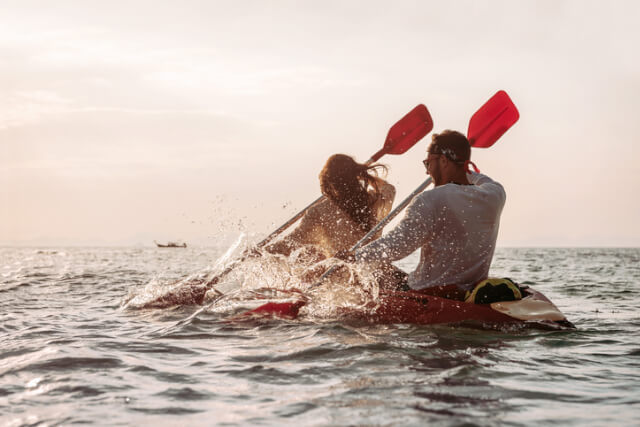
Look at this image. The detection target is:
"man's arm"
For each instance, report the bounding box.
[354,195,432,263]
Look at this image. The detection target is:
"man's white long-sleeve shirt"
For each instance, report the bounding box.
[354,172,506,291]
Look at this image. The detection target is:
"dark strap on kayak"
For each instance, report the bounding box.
[465,278,523,304]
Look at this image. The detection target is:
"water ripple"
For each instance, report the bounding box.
[1,246,638,425]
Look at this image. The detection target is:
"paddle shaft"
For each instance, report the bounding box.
[311,176,433,289]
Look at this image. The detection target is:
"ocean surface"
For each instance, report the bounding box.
[1,245,639,426]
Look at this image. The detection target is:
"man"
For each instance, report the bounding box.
[338,130,506,300]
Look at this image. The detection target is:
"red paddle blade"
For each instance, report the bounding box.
[468,90,519,148]
[240,300,305,320]
[370,104,433,162]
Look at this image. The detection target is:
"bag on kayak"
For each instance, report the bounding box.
[465,278,522,304]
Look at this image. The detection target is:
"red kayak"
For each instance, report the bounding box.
[241,285,575,330]
[337,286,574,329]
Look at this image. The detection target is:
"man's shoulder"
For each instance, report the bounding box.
[470,174,506,201]
[411,188,445,210]
[413,184,473,208]
[417,185,452,200]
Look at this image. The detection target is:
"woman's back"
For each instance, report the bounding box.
[291,180,395,257]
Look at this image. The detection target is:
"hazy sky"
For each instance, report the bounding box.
[1,0,639,247]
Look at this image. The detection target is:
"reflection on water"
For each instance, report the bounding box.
[0,246,639,425]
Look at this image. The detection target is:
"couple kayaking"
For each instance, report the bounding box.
[266,129,507,303]
[132,91,572,328]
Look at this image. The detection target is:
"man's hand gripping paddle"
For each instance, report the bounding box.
[243,90,520,320]
[204,105,433,290]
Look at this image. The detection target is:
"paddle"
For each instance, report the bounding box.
[204,105,434,290]
[243,90,520,319]
[468,90,520,148]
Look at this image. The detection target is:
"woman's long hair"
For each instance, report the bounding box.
[319,154,387,232]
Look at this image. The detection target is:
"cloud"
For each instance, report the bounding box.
[2,1,639,246]
[0,91,74,129]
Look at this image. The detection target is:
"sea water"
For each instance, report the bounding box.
[1,246,639,426]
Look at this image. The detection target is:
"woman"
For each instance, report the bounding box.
[266,154,395,260]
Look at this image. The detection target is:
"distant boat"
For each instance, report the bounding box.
[154,241,187,248]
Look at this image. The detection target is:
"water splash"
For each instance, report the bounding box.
[122,239,384,323]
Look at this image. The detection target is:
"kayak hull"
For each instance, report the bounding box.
[336,286,574,329]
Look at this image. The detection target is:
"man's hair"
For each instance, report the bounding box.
[429,130,471,164]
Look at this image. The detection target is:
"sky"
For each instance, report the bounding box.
[1,0,639,247]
